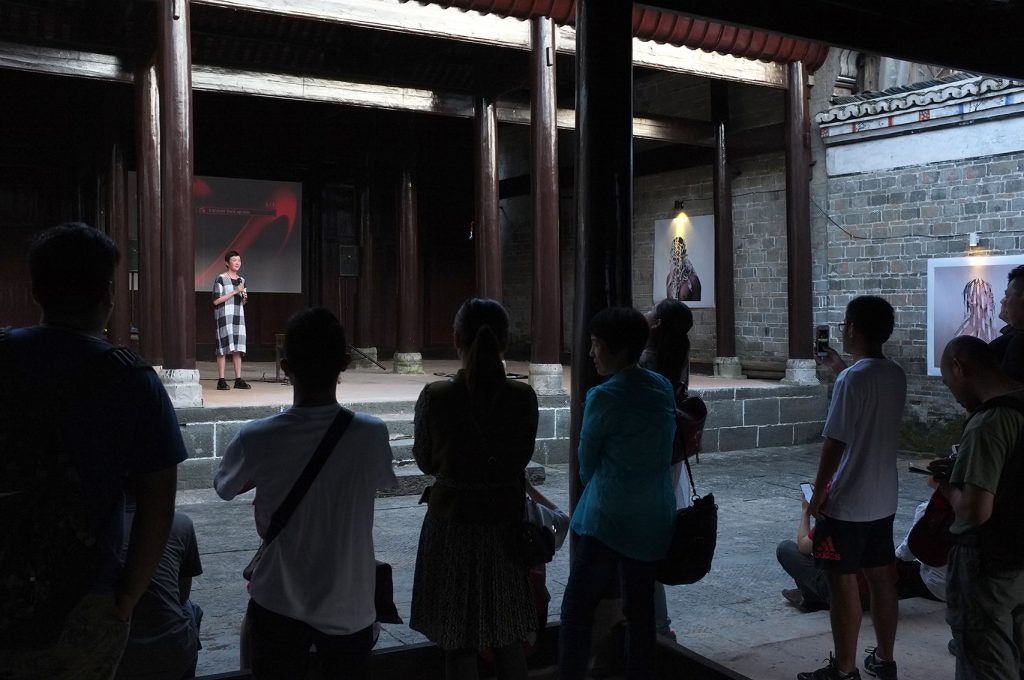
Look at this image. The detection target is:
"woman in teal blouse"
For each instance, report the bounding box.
[559,307,676,680]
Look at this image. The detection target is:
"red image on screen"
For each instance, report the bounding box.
[193,176,302,293]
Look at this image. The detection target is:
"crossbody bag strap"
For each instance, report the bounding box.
[683,455,699,499]
[263,407,355,546]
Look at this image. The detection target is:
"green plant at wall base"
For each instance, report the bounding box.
[899,416,966,455]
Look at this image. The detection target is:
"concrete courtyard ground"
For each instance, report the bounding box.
[181,441,955,680]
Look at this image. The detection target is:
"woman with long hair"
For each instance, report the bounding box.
[642,297,694,393]
[410,298,539,680]
[640,297,694,641]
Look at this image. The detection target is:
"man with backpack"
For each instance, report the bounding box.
[937,334,1024,680]
[0,224,186,679]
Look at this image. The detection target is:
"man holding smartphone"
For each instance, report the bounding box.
[799,296,907,680]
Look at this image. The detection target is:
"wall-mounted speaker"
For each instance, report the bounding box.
[339,245,359,277]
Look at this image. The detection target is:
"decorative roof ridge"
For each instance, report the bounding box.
[831,72,979,105]
[816,74,1024,124]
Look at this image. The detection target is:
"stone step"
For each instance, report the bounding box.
[381,460,547,498]
[389,437,415,463]
[380,413,416,438]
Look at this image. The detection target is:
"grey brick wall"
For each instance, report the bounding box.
[498,79,792,362]
[632,153,791,364]
[819,152,1024,434]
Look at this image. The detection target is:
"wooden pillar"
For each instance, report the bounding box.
[711,81,742,378]
[474,96,502,301]
[352,182,381,368]
[785,62,813,359]
[529,17,562,392]
[784,61,817,385]
[136,60,163,365]
[155,0,201,406]
[394,170,423,374]
[158,0,195,370]
[569,0,634,514]
[355,185,376,347]
[108,144,130,347]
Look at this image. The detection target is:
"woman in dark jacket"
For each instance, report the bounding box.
[641,297,694,640]
[410,298,539,680]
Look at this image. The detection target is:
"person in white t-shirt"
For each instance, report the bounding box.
[800,296,907,680]
[215,308,397,680]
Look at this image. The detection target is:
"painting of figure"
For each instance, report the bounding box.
[665,236,703,301]
[653,214,715,309]
[927,254,1024,375]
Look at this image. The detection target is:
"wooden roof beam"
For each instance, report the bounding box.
[0,42,714,145]
[192,0,787,88]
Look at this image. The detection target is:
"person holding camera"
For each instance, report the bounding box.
[802,296,906,680]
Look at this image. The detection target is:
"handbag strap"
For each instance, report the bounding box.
[263,407,355,546]
[683,455,700,499]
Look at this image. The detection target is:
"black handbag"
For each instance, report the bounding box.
[519,497,557,566]
[656,456,718,585]
[374,560,403,624]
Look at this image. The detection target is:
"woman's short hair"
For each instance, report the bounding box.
[590,307,649,364]
[224,250,240,262]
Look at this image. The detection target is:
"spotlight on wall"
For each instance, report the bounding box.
[969,231,980,248]
[673,199,685,210]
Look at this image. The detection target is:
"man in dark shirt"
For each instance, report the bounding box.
[0,224,185,679]
[939,335,1024,680]
[989,264,1024,381]
[116,511,204,680]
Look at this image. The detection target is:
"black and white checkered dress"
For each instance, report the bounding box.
[213,274,246,356]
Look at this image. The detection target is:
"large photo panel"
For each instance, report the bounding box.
[193,176,303,293]
[653,214,715,309]
[927,254,1024,375]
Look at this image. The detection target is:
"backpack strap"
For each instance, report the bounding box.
[961,392,1024,569]
[0,327,149,402]
[969,394,1024,421]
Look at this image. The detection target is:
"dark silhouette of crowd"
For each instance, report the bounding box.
[4,223,1023,680]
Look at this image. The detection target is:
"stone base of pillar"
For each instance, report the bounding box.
[528,362,565,396]
[160,368,203,408]
[393,352,423,374]
[351,346,379,370]
[713,356,745,379]
[782,358,820,386]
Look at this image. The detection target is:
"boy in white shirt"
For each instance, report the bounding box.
[800,296,906,680]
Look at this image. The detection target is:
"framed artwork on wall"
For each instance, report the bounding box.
[927,254,1024,376]
[653,213,715,309]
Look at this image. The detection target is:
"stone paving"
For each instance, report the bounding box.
[182,443,955,680]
